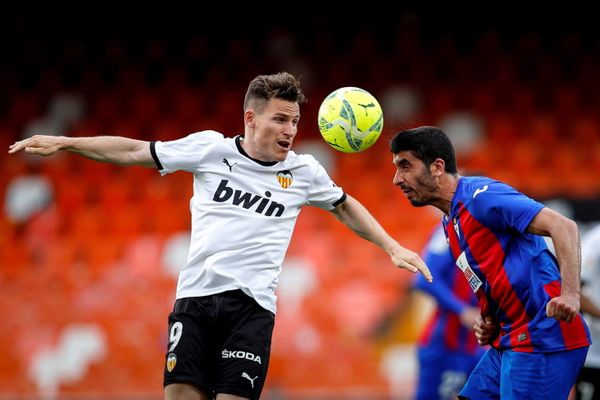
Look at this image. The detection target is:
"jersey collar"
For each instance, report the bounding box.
[235,136,278,166]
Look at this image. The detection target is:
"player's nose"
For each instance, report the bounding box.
[393,170,404,185]
[282,123,296,137]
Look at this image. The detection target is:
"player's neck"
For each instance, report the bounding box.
[240,136,262,161]
[437,173,461,215]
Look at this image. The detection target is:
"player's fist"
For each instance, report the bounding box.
[546,294,580,322]
[460,307,481,330]
[473,315,499,346]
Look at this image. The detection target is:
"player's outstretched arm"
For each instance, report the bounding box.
[330,194,432,282]
[8,135,156,167]
[528,207,581,322]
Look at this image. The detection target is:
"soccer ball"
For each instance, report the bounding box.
[317,87,384,153]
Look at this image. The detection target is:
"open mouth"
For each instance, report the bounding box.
[277,140,291,149]
[401,187,413,197]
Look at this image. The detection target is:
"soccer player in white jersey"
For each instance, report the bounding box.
[9,72,431,400]
[575,224,600,400]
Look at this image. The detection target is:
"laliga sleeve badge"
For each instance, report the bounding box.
[166,353,177,372]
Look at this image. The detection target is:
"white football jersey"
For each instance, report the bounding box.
[152,131,345,313]
[581,224,600,368]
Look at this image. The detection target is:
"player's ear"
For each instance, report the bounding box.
[431,158,445,177]
[244,109,256,128]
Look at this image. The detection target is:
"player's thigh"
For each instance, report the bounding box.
[214,291,275,400]
[500,347,588,400]
[458,348,501,400]
[165,382,211,400]
[164,297,219,396]
[215,394,249,400]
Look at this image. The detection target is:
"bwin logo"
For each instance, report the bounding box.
[222,349,262,364]
[213,179,285,217]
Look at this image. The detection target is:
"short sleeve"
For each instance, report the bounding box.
[470,181,544,233]
[304,158,344,210]
[153,131,222,175]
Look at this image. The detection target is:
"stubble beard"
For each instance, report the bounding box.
[409,174,438,207]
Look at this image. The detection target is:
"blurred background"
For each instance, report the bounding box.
[2,7,600,400]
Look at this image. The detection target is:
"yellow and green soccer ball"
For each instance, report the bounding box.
[317,87,384,153]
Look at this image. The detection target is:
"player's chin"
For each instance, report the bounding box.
[275,148,290,161]
[408,197,428,207]
[407,192,433,207]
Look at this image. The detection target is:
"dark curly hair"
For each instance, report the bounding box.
[390,126,458,174]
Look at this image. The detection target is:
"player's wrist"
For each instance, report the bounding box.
[382,239,401,255]
[560,290,580,301]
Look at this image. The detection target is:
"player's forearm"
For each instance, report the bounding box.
[552,219,582,298]
[332,194,431,280]
[332,195,394,250]
[65,136,153,166]
[529,208,582,299]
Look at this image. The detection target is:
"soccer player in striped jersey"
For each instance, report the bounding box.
[413,223,484,400]
[9,72,431,400]
[389,126,590,400]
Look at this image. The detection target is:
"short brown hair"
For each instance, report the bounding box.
[243,72,307,112]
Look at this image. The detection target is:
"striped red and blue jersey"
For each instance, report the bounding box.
[414,225,484,357]
[442,176,590,353]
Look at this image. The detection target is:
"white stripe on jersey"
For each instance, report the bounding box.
[154,131,344,313]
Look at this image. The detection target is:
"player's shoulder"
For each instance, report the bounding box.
[186,130,225,141]
[283,151,321,169]
[187,131,238,153]
[157,130,227,155]
[459,176,513,199]
[295,152,319,165]
[460,175,496,190]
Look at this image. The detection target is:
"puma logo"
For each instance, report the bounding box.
[241,372,258,388]
[326,138,344,149]
[473,185,489,198]
[222,158,238,172]
[358,102,376,115]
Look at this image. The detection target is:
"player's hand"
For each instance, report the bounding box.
[390,246,432,283]
[459,306,481,329]
[546,294,580,322]
[8,135,65,156]
[474,315,498,346]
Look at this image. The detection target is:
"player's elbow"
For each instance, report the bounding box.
[530,208,578,238]
[548,215,579,242]
[120,145,154,167]
[330,195,353,219]
[565,217,578,231]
